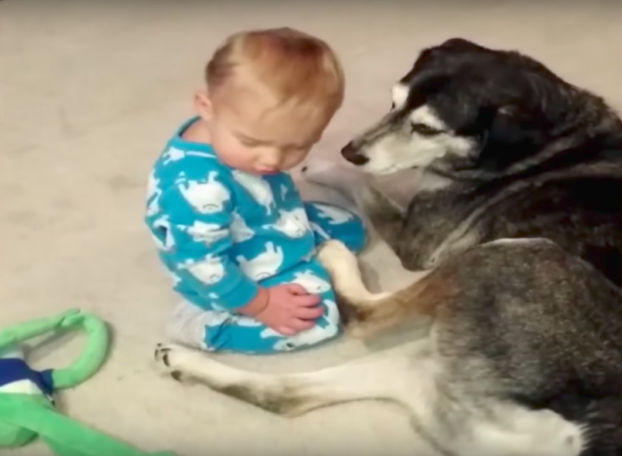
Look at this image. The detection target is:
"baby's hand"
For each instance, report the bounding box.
[255,284,323,336]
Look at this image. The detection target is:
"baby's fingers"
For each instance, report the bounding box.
[293,293,321,307]
[288,318,315,332]
[295,305,324,321]
[286,283,310,295]
[275,325,297,336]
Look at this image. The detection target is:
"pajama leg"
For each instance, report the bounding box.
[165,261,342,355]
[304,201,367,254]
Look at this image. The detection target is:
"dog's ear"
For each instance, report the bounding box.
[410,38,489,85]
[416,38,482,66]
[412,38,483,73]
[439,38,485,53]
[472,104,546,173]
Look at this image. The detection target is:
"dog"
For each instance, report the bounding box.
[327,37,621,286]
[154,39,622,455]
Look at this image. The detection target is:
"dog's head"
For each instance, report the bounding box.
[342,38,572,175]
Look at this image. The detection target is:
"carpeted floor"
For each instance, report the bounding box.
[1,1,620,455]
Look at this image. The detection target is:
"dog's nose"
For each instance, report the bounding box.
[341,141,369,165]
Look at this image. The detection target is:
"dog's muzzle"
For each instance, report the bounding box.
[341,141,369,166]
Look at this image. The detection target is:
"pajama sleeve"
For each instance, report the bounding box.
[158,175,259,310]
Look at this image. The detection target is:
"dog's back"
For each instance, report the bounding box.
[470,120,622,288]
[447,240,622,455]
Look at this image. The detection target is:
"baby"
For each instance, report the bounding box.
[144,27,366,354]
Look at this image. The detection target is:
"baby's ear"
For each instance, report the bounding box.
[194,90,213,120]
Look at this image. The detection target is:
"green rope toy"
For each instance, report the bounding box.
[0,308,176,456]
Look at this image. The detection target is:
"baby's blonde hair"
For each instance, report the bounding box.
[205,27,345,125]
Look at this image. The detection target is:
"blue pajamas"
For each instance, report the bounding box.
[145,117,366,354]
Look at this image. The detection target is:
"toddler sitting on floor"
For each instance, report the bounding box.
[144,28,367,354]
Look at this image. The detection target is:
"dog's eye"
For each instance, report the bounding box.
[410,123,442,136]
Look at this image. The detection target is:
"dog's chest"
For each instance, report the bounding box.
[402,189,483,269]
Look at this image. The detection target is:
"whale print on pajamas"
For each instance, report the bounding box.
[266,208,311,238]
[231,170,275,215]
[185,220,229,245]
[309,221,330,240]
[178,172,231,214]
[236,242,284,281]
[290,269,331,294]
[183,254,226,285]
[230,211,255,243]
[162,146,186,165]
[314,203,354,225]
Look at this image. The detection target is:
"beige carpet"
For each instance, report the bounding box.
[1,1,620,455]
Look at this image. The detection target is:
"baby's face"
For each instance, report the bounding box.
[205,91,329,175]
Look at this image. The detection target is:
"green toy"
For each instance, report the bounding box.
[0,308,176,456]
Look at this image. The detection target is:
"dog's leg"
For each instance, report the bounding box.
[154,340,429,417]
[317,239,391,303]
[154,340,460,454]
[318,240,439,338]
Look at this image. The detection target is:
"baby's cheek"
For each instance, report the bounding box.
[283,149,310,170]
[218,144,256,168]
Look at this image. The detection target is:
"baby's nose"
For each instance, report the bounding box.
[260,154,283,169]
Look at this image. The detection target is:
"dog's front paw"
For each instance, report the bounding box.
[317,240,358,272]
[154,343,193,382]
